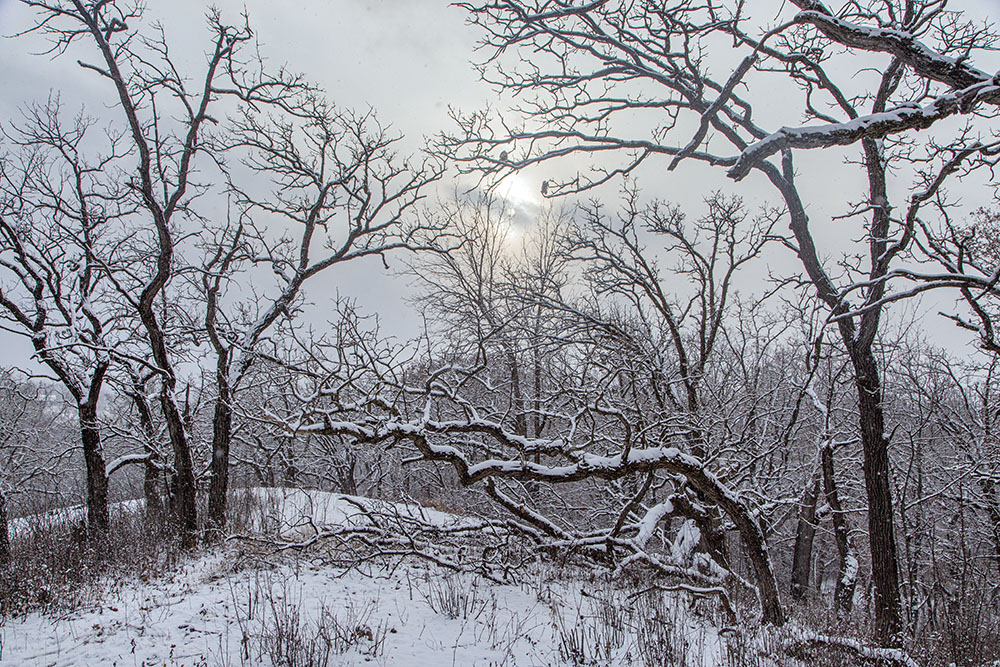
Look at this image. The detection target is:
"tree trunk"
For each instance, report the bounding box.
[160,387,197,546]
[506,348,528,438]
[129,380,164,520]
[851,346,902,642]
[979,476,1000,579]
[136,212,197,546]
[143,454,163,520]
[711,486,785,626]
[207,384,232,536]
[78,401,110,538]
[769,140,903,645]
[822,443,857,615]
[167,470,178,517]
[339,451,358,496]
[673,490,730,570]
[139,302,197,545]
[791,470,822,601]
[0,492,10,567]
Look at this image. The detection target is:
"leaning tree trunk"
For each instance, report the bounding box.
[673,489,731,570]
[699,475,786,626]
[791,470,822,601]
[822,442,857,615]
[78,401,110,538]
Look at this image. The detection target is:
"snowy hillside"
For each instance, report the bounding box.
[1,489,749,666]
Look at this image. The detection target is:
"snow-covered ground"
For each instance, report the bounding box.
[0,488,738,666]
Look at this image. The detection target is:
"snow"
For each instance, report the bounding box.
[727,80,1000,180]
[0,488,739,666]
[2,551,558,666]
[634,498,673,548]
[671,519,701,564]
[7,499,144,540]
[782,627,920,667]
[841,553,859,587]
[792,10,982,83]
[244,486,475,536]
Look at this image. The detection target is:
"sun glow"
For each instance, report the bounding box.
[497,173,543,210]
[495,174,542,251]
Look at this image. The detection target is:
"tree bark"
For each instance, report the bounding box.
[0,492,10,567]
[851,346,902,641]
[78,401,110,538]
[159,386,197,546]
[128,375,164,520]
[791,470,822,601]
[207,380,232,536]
[823,442,857,615]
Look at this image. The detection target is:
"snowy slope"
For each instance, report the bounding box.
[0,488,740,667]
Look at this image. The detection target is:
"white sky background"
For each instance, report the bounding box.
[0,0,498,365]
[0,0,997,371]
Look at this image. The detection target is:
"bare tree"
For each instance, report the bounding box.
[11,0,442,542]
[198,95,440,534]
[436,0,1000,643]
[0,99,131,539]
[562,188,780,566]
[13,0,266,543]
[284,191,788,625]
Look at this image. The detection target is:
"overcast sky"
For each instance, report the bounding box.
[0,0,995,369]
[0,0,504,362]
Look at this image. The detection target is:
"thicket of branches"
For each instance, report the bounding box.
[1,1,999,664]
